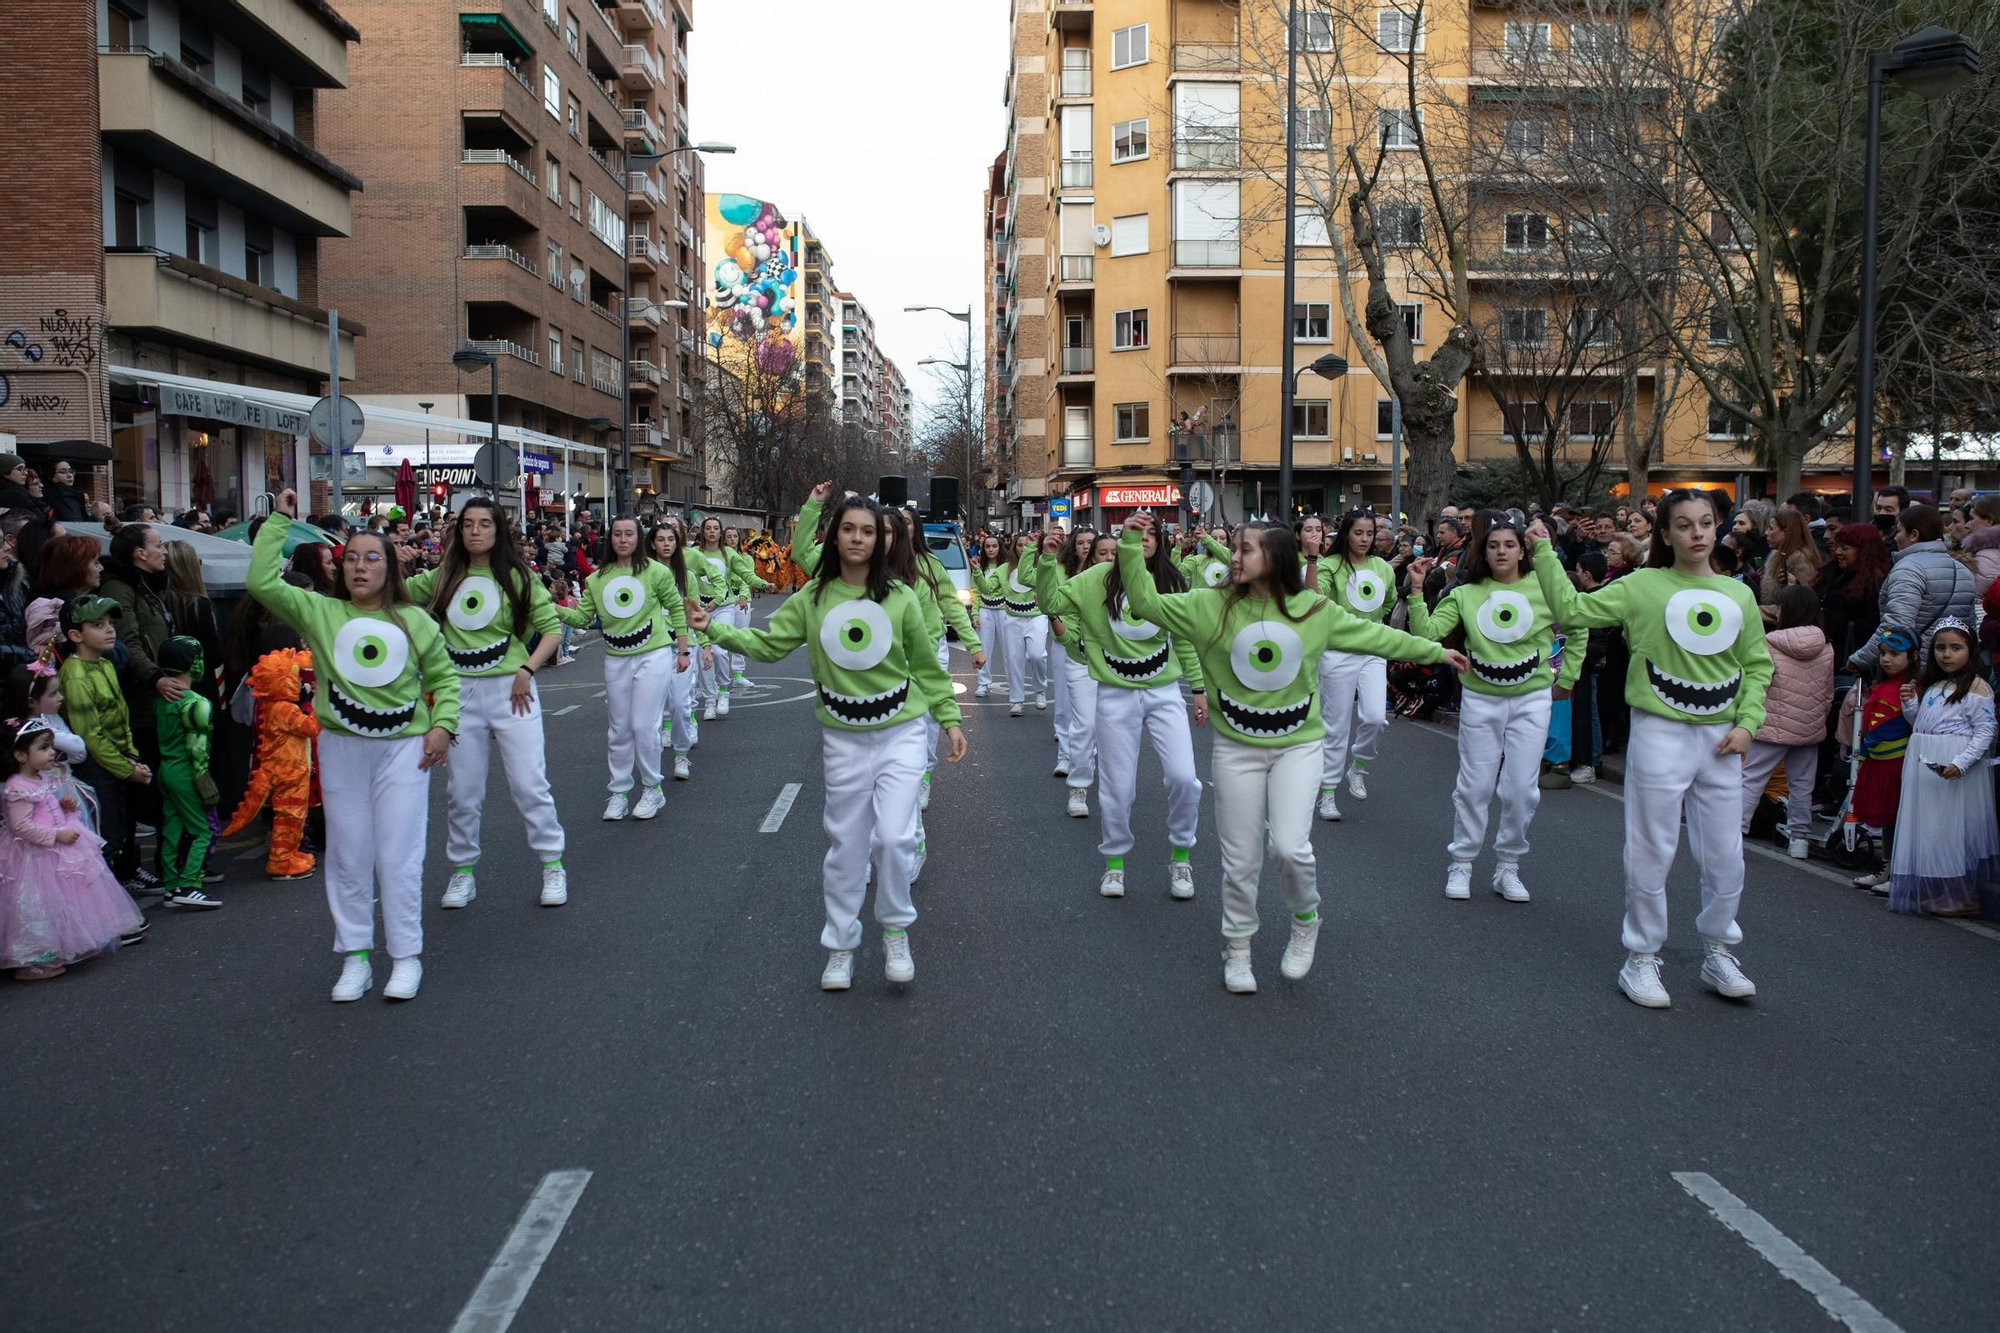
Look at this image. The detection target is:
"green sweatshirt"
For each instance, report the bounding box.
[791,499,826,577]
[972,561,1006,613]
[155,690,212,776]
[702,578,963,731]
[553,559,688,655]
[1406,575,1578,696]
[249,516,461,739]
[407,561,563,677]
[1181,534,1232,590]
[60,655,138,778]
[1116,529,1445,746]
[1317,555,1400,624]
[1037,557,1205,691]
[916,552,982,654]
[1530,537,1773,732]
[726,547,773,598]
[999,553,1042,617]
[691,547,736,606]
[1032,557,1091,664]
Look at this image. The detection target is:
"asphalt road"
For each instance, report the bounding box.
[5,601,1998,1332]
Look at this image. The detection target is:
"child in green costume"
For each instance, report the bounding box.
[152,636,220,910]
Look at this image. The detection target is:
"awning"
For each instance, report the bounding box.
[460,12,535,58]
[13,438,114,463]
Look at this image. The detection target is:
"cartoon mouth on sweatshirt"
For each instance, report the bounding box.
[1217,690,1313,738]
[1469,650,1540,689]
[1646,662,1742,715]
[819,680,910,725]
[447,637,510,672]
[604,625,653,651]
[328,681,418,737]
[1105,641,1171,683]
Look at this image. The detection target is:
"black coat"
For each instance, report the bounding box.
[0,482,45,515]
[46,482,91,522]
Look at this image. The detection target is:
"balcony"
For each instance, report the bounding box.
[1171,431,1239,464]
[615,0,667,33]
[627,233,658,273]
[1059,346,1095,375]
[1061,433,1095,467]
[629,359,662,390]
[463,146,535,184]
[1058,255,1095,285]
[460,52,534,93]
[1058,67,1091,99]
[622,104,664,143]
[1171,238,1241,269]
[467,337,540,367]
[627,170,665,211]
[105,248,357,379]
[1173,132,1239,171]
[231,0,355,87]
[625,297,662,328]
[680,381,694,403]
[621,44,664,89]
[627,421,663,448]
[1051,0,1093,32]
[1169,333,1241,367]
[1059,156,1094,189]
[97,50,358,238]
[674,46,689,81]
[1172,43,1239,75]
[1469,42,1639,84]
[463,243,540,277]
[676,215,695,247]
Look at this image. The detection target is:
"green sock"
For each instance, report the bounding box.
[455,865,475,875]
[1296,911,1317,922]
[1105,855,1125,871]
[883,927,906,937]
[1171,847,1191,864]
[543,859,562,868]
[346,949,370,959]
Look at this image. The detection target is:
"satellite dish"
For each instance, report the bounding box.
[1092,223,1112,248]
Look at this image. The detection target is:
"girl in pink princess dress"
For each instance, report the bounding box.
[0,718,146,980]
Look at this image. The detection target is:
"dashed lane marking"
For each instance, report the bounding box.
[549,705,580,717]
[760,783,803,833]
[446,1169,593,1333]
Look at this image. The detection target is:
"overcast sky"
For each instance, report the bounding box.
[689,0,1008,425]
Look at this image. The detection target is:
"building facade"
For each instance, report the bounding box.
[318,0,705,515]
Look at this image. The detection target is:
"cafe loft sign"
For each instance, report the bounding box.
[158,385,309,436]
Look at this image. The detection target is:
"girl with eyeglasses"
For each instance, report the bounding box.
[970,532,1007,697]
[1315,509,1401,821]
[1529,492,1773,1010]
[648,518,710,779]
[251,490,460,1003]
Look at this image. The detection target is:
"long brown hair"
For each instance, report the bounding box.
[1914,624,1982,705]
[1103,523,1184,616]
[1768,509,1822,575]
[426,496,537,641]
[1646,490,1724,570]
[1210,523,1320,649]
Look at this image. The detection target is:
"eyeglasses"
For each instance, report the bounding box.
[342,551,385,566]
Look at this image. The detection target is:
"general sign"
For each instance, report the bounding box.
[1099,485,1183,507]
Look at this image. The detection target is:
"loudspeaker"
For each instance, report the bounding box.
[928,476,960,520]
[878,474,908,508]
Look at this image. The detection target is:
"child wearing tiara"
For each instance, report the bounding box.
[1888,617,1999,916]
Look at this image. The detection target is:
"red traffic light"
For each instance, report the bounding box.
[431,482,449,501]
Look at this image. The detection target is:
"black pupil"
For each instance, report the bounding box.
[1258,648,1274,664]
[1697,610,1714,628]
[362,645,378,661]
[1499,609,1514,622]
[848,627,863,644]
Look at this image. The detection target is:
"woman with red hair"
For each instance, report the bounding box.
[30,535,102,602]
[1816,523,1890,666]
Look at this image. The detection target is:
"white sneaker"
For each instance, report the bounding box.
[1852,866,1889,888]
[632,786,666,820]
[1445,862,1473,899]
[1222,938,1257,994]
[919,772,932,811]
[1169,860,1195,899]
[1618,952,1671,1009]
[716,691,731,717]
[1700,942,1757,999]
[540,865,568,907]
[702,701,717,722]
[1067,788,1090,818]
[1347,767,1369,801]
[1787,837,1809,860]
[821,949,855,991]
[1099,867,1125,898]
[384,956,423,1001]
[1492,864,1531,903]
[441,869,476,909]
[1317,789,1342,822]
[1281,915,1322,980]
[1009,702,1025,717]
[975,684,990,698]
[1035,691,1048,711]
[1571,765,1597,784]
[602,792,630,821]
[688,713,700,747]
[330,955,372,1003]
[883,930,915,983]
[1054,762,1069,777]
[673,754,692,781]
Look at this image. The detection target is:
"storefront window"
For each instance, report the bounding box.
[188,427,243,519]
[110,394,161,512]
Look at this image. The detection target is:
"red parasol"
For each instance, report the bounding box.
[394,458,416,514]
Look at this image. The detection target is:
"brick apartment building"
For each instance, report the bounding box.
[318,0,705,518]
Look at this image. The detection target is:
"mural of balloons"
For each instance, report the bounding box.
[707,193,800,379]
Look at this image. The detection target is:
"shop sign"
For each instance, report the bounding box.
[1099,485,1182,507]
[522,450,554,475]
[159,385,307,436]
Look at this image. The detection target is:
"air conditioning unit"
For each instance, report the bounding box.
[1092,223,1112,248]
[1362,452,1378,462]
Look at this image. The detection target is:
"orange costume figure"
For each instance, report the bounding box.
[221,647,320,879]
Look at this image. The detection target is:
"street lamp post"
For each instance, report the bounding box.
[418,400,434,519]
[451,346,501,517]
[1278,3,1302,523]
[1295,353,1348,516]
[909,305,976,527]
[1853,27,1979,515]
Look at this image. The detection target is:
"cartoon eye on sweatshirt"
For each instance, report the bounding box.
[1102,593,1171,683]
[820,599,894,670]
[1346,568,1388,613]
[1467,589,1540,687]
[1219,619,1314,738]
[1004,562,1039,613]
[443,574,508,671]
[328,618,420,736]
[1650,587,1746,715]
[1200,560,1230,588]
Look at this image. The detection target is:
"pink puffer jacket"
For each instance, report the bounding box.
[1755,626,1834,746]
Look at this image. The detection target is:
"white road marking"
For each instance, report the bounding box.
[447,1169,593,1333]
[1672,1172,1903,1333]
[760,782,803,833]
[592,690,606,699]
[550,705,580,717]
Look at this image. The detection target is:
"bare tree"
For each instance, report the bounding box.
[913,357,986,527]
[700,349,857,516]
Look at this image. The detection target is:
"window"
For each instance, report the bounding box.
[565,12,579,56]
[544,67,561,119]
[1710,210,1748,250]
[1572,119,1613,157]
[1293,106,1329,149]
[244,238,274,290]
[1111,24,1149,70]
[1292,400,1331,438]
[1112,119,1149,163]
[112,189,153,248]
[1296,9,1335,52]
[1293,302,1332,341]
[1110,213,1150,257]
[547,242,563,288]
[240,66,271,119]
[1570,401,1616,438]
[1113,309,1149,350]
[1708,400,1747,438]
[1570,212,1612,255]
[183,186,218,267]
[1504,212,1549,252]
[545,152,562,201]
[1377,7,1419,53]
[1379,107,1420,150]
[1501,307,1547,347]
[572,337,587,384]
[549,327,564,374]
[566,95,581,139]
[1569,306,1612,347]
[1570,23,1621,60]
[568,175,582,221]
[1502,119,1547,156]
[1113,403,1150,442]
[1504,22,1552,55]
[106,1,146,49]
[1708,307,1736,346]
[1503,402,1549,435]
[1376,400,1398,438]
[1295,213,1331,246]
[179,42,213,82]
[1378,203,1423,247]
[1400,302,1424,343]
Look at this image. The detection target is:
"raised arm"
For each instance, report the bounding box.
[1116,521,1205,640]
[247,506,320,632]
[1528,534,1628,630]
[1402,583,1461,642]
[698,590,809,663]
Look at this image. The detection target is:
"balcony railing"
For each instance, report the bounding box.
[591,375,620,396]
[676,215,695,246]
[460,53,534,92]
[1059,156,1094,188]
[1173,132,1239,170]
[622,105,663,140]
[627,420,662,447]
[1061,434,1094,467]
[1172,238,1240,268]
[1059,67,1091,97]
[1060,346,1095,374]
[629,359,662,387]
[679,381,694,403]
[623,44,664,85]
[627,172,666,207]
[626,297,662,326]
[629,234,657,262]
[467,338,539,366]
[463,243,539,276]
[1059,255,1095,283]
[586,144,624,180]
[461,147,535,184]
[1171,431,1239,464]
[1170,332,1240,364]
[1172,42,1239,73]
[1469,42,1632,81]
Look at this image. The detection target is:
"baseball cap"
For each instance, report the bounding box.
[62,594,122,629]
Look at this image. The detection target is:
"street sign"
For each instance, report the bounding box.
[1186,480,1216,515]
[1048,497,1071,519]
[308,395,365,450]
[474,440,521,486]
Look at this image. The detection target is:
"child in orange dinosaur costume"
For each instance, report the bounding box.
[221,647,319,879]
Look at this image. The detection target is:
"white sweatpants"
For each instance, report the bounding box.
[1740,740,1819,839]
[319,733,429,959]
[923,639,951,771]
[1319,649,1387,787]
[1447,688,1551,864]
[1050,645,1072,756]
[1096,684,1200,858]
[720,603,749,680]
[999,614,1048,705]
[1213,735,1320,938]
[1061,655,1099,786]
[821,718,926,950]
[605,649,673,792]
[976,607,1000,689]
[695,602,725,704]
[1624,711,1746,953]
[445,674,564,867]
[664,649,697,755]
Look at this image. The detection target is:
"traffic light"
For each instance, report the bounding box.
[431,481,450,507]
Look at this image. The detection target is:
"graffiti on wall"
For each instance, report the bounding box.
[705,194,799,379]
[0,303,100,439]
